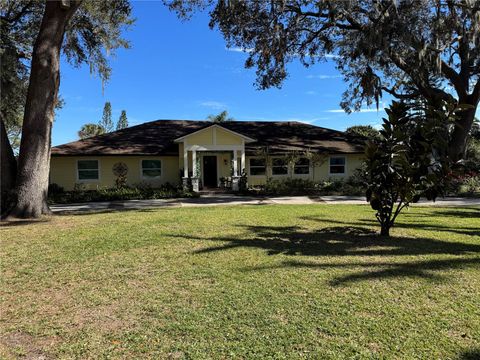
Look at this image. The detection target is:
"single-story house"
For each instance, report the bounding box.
[50,120,365,191]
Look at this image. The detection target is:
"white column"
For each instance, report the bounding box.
[192,150,197,177]
[233,150,238,176]
[241,149,245,174]
[183,146,188,178]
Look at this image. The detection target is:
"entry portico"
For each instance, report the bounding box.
[174,124,256,191]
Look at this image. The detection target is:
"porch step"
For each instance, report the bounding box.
[198,188,232,196]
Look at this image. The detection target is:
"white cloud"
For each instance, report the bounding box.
[325,53,340,59]
[198,101,227,110]
[225,46,253,53]
[326,107,384,113]
[226,47,340,60]
[305,90,317,95]
[306,74,342,80]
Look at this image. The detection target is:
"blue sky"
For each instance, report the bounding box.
[54,1,389,146]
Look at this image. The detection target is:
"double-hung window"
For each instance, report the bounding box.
[77,160,99,181]
[329,156,346,174]
[141,160,162,178]
[272,158,288,175]
[249,158,266,175]
[294,158,310,175]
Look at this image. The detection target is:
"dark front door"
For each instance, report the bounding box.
[203,156,217,188]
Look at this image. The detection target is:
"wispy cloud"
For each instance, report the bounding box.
[226,47,340,60]
[326,107,384,113]
[305,90,317,95]
[198,101,227,110]
[225,46,253,53]
[306,74,342,80]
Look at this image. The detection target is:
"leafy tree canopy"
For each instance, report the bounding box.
[207,110,234,123]
[78,123,105,139]
[345,125,381,140]
[100,101,114,133]
[0,0,133,143]
[116,110,128,130]
[169,0,480,160]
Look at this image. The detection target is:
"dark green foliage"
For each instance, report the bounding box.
[169,0,480,160]
[207,110,234,123]
[78,123,105,139]
[365,101,450,236]
[345,125,381,141]
[254,177,366,196]
[0,0,133,146]
[48,183,198,204]
[100,101,113,133]
[116,110,128,130]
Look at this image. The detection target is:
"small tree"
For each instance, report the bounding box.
[78,123,105,139]
[365,101,449,236]
[100,101,113,132]
[207,110,234,123]
[345,125,381,141]
[304,149,328,181]
[116,110,128,130]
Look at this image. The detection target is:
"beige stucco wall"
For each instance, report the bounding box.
[246,153,364,186]
[50,156,180,191]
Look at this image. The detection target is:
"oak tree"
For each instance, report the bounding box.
[170,0,480,161]
[2,0,133,218]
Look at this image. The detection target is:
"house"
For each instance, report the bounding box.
[50,120,365,192]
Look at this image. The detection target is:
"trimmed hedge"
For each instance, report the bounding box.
[48,183,198,204]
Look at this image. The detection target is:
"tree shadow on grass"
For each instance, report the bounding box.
[175,224,480,285]
[301,214,480,237]
[457,348,480,360]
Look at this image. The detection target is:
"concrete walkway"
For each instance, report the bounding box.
[50,194,480,214]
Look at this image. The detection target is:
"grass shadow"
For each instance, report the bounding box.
[175,223,480,285]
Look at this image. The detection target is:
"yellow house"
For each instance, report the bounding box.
[50,120,365,191]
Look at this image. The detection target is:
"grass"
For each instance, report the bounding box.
[1,204,479,359]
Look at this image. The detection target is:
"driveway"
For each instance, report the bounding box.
[50,194,480,214]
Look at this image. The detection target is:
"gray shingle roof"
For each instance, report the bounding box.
[51,120,364,156]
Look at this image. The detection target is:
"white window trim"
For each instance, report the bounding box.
[140,159,162,179]
[76,159,100,182]
[293,158,311,176]
[328,155,347,176]
[271,157,289,176]
[249,157,267,176]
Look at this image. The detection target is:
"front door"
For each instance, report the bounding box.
[203,156,217,188]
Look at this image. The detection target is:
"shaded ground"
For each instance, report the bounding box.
[50,194,480,215]
[1,204,479,359]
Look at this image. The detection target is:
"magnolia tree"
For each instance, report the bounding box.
[365,101,451,236]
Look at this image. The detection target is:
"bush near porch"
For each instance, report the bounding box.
[47,182,198,204]
[1,205,479,358]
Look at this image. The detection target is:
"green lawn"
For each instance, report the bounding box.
[1,204,479,359]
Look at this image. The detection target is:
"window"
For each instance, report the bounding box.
[329,156,346,174]
[249,158,266,175]
[77,160,99,181]
[142,160,162,178]
[272,158,288,175]
[294,158,310,175]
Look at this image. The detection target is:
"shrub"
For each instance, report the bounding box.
[48,183,197,204]
[255,177,365,196]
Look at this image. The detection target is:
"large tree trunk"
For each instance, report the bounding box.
[7,1,80,219]
[1,116,17,214]
[448,107,476,162]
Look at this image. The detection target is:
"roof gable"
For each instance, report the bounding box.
[174,124,256,144]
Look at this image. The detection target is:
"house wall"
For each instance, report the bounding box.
[50,155,180,191]
[246,153,364,186]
